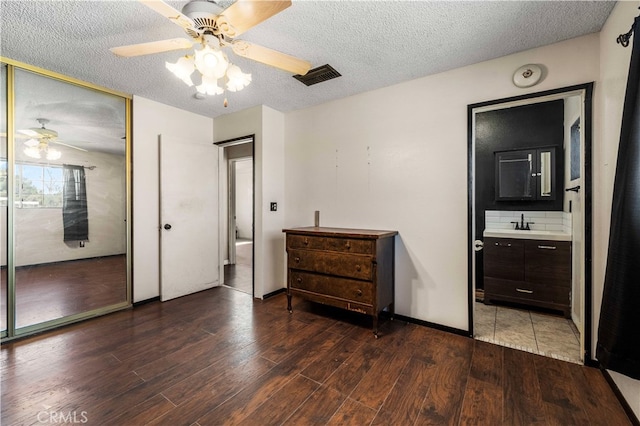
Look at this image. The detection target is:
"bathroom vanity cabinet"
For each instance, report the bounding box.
[283,227,397,337]
[484,237,571,317]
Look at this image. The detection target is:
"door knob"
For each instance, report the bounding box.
[164,224,172,230]
[474,240,484,252]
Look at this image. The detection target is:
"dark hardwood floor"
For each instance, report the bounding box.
[1,255,127,330]
[1,286,631,425]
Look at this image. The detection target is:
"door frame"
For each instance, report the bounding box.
[467,82,594,363]
[215,135,255,296]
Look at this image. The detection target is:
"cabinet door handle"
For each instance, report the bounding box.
[516,288,534,294]
[538,245,556,250]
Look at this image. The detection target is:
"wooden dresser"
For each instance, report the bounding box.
[283,227,397,337]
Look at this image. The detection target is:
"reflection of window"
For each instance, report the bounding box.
[14,163,63,208]
[0,159,6,206]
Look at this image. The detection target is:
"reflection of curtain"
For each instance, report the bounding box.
[597,17,640,379]
[62,165,88,242]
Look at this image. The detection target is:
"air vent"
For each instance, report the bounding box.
[293,64,341,86]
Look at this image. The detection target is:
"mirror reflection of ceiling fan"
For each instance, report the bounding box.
[110,0,311,96]
[18,118,88,161]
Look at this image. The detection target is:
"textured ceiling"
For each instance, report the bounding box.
[1,0,616,120]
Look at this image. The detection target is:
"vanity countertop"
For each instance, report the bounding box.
[483,228,571,241]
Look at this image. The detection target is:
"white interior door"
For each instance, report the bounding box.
[160,136,219,301]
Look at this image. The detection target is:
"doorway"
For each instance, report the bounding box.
[216,136,254,296]
[468,83,593,364]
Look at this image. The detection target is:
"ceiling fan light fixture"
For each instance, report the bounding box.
[196,74,224,95]
[194,45,228,78]
[24,146,41,159]
[46,147,62,161]
[165,55,196,86]
[226,64,251,92]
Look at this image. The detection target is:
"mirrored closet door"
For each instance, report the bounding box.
[2,60,131,339]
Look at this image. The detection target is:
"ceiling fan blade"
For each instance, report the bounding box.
[232,40,311,75]
[0,132,31,139]
[220,0,291,37]
[138,0,195,31]
[51,140,88,152]
[110,38,194,57]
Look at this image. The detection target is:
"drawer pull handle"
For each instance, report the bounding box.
[538,245,556,250]
[303,238,309,245]
[295,257,300,263]
[495,242,512,247]
[356,289,363,297]
[516,288,534,294]
[296,277,302,284]
[355,265,361,271]
[345,242,351,249]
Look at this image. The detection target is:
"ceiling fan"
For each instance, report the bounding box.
[18,118,88,160]
[110,0,312,94]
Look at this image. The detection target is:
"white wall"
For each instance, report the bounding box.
[6,149,126,267]
[132,96,214,302]
[221,142,253,261]
[235,159,253,239]
[214,105,285,298]
[596,0,640,418]
[284,34,600,331]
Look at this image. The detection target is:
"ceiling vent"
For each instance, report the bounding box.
[293,64,341,86]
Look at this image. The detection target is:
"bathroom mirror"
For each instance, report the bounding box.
[495,147,556,201]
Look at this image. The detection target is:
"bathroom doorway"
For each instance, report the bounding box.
[468,83,593,364]
[216,136,254,296]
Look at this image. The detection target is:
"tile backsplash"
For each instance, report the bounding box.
[485,210,571,234]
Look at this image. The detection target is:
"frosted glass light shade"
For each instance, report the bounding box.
[226,64,252,92]
[196,74,224,96]
[194,45,228,79]
[165,56,195,87]
[46,148,62,161]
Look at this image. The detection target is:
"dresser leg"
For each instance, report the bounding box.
[389,303,395,321]
[287,294,292,313]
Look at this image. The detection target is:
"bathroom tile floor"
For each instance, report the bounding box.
[474,302,581,364]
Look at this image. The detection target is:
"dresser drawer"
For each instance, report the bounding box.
[288,249,372,280]
[485,277,570,305]
[289,270,374,305]
[287,234,374,255]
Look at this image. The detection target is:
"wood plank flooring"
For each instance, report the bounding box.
[1,255,127,330]
[1,286,631,425]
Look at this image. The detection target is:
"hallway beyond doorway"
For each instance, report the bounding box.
[224,239,252,295]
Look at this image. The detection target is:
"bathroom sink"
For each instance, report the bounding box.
[483,228,571,241]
